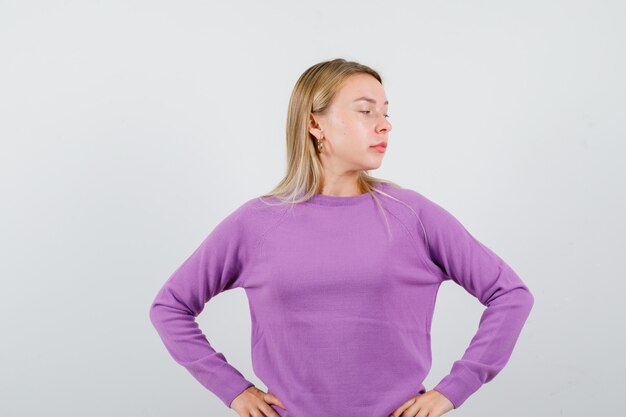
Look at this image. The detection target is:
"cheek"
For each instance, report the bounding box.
[342,117,369,139]
[336,136,369,161]
[331,117,370,153]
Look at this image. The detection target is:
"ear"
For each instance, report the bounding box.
[308,112,324,140]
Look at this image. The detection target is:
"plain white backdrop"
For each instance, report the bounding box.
[1,1,624,416]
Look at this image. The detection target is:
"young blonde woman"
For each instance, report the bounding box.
[149,58,534,417]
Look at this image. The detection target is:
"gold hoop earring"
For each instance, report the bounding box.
[316,137,324,153]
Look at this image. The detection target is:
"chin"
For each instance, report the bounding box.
[361,161,384,170]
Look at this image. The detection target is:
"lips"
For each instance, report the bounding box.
[370,142,387,153]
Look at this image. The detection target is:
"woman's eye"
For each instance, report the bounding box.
[360,110,390,119]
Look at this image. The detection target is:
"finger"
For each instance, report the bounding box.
[257,401,283,417]
[390,397,416,417]
[405,401,429,417]
[263,393,287,410]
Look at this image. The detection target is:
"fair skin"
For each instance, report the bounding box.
[310,72,392,196]
[230,386,286,417]
[230,73,455,417]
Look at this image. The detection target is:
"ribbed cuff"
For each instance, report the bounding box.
[432,364,483,409]
[205,363,256,409]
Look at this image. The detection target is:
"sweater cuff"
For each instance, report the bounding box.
[432,364,483,409]
[207,363,256,409]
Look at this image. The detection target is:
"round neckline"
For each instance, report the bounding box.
[305,182,385,206]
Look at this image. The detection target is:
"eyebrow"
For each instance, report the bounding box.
[353,96,389,105]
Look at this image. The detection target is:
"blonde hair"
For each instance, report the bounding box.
[259,57,402,205]
[256,58,425,240]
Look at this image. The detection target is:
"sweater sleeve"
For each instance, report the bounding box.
[148,204,256,409]
[419,196,534,409]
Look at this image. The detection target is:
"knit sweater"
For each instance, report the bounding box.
[149,182,534,416]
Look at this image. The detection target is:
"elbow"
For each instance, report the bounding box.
[149,300,171,336]
[148,288,190,329]
[524,286,535,313]
[511,285,535,317]
[148,295,164,328]
[148,286,170,327]
[495,284,534,316]
[503,265,535,314]
[148,300,159,326]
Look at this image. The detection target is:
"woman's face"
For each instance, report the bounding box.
[309,73,392,172]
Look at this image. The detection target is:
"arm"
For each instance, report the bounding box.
[149,204,256,408]
[419,195,534,409]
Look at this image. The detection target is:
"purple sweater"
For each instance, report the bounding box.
[149,182,534,416]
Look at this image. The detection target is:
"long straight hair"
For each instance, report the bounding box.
[259,58,402,205]
[256,58,430,242]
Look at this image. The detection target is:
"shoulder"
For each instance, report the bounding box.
[376,182,461,238]
[237,194,292,220]
[376,182,443,216]
[219,194,292,239]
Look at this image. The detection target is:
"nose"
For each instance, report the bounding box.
[378,116,392,133]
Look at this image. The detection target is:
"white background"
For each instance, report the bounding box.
[1,1,624,416]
